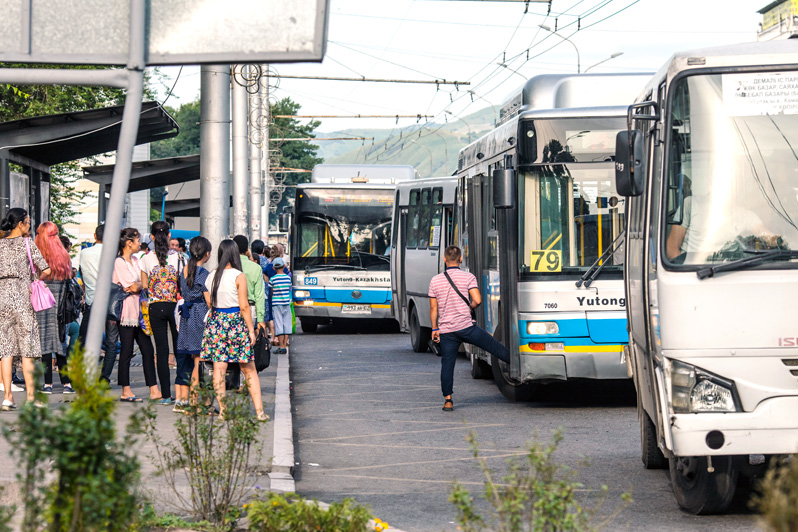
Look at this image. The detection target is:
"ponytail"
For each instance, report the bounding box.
[150,220,170,267]
[185,236,212,289]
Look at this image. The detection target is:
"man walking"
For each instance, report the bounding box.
[77,224,120,383]
[429,245,511,412]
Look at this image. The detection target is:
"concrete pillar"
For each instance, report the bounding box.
[261,64,270,238]
[231,65,249,239]
[248,65,262,240]
[200,65,231,270]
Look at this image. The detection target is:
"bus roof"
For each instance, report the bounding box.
[311,164,418,184]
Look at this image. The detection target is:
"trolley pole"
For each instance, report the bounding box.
[231,65,249,238]
[200,64,231,270]
[248,65,262,240]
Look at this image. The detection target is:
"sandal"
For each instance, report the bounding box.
[120,396,143,403]
[442,397,453,412]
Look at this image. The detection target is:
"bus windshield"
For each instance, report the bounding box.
[664,72,798,267]
[519,162,624,279]
[294,187,394,271]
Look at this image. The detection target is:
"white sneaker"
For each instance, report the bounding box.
[0,383,24,392]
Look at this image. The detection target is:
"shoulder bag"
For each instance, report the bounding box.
[25,238,56,312]
[443,270,477,322]
[253,328,271,372]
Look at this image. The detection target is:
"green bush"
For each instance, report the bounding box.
[246,492,373,532]
[2,351,144,532]
[449,429,631,532]
[753,456,798,532]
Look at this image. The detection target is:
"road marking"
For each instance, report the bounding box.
[302,473,595,491]
[306,423,506,442]
[311,452,527,472]
[300,441,526,453]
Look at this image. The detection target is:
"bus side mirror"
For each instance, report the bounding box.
[278,213,291,233]
[615,130,645,197]
[493,168,516,209]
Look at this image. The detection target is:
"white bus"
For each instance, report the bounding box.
[616,41,798,514]
[287,164,416,332]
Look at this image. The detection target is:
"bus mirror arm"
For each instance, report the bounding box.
[576,231,626,288]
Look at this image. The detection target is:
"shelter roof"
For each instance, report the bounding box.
[83,154,199,192]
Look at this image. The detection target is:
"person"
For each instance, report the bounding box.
[264,243,290,278]
[429,246,511,412]
[233,235,267,335]
[0,208,51,409]
[171,237,190,262]
[114,228,159,402]
[251,239,270,272]
[140,220,181,405]
[201,239,268,421]
[269,257,292,355]
[175,236,212,413]
[34,221,74,395]
[77,224,120,381]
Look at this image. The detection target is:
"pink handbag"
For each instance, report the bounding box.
[25,237,56,312]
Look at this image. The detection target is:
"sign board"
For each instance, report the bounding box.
[0,0,329,65]
[723,72,798,116]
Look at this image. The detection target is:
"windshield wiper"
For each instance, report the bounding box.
[575,231,625,288]
[305,264,366,273]
[696,249,798,279]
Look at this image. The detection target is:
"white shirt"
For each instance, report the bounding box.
[139,249,182,277]
[78,243,103,305]
[205,268,243,308]
[681,196,765,262]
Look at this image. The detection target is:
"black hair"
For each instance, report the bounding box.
[251,239,265,255]
[59,235,71,251]
[210,239,243,308]
[95,224,105,243]
[176,237,187,253]
[233,234,249,255]
[1,208,28,233]
[444,245,462,262]
[150,220,170,267]
[118,227,140,256]
[262,244,272,259]
[185,236,212,289]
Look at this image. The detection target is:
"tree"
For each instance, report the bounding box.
[150,100,201,159]
[0,64,159,236]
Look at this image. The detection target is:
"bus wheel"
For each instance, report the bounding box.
[470,353,492,379]
[491,354,537,401]
[641,412,667,469]
[669,455,738,515]
[409,306,430,353]
[300,319,318,333]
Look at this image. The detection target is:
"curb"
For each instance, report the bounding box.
[268,351,295,493]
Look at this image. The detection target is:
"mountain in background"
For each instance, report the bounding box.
[314,106,496,177]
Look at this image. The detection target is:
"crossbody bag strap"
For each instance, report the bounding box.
[443,270,471,308]
[24,237,36,280]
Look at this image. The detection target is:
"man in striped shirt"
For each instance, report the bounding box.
[429,245,510,411]
[269,257,292,354]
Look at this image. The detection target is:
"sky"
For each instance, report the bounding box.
[153,0,764,135]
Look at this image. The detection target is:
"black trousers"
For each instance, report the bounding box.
[42,352,70,386]
[148,302,177,399]
[118,326,156,388]
[78,304,120,383]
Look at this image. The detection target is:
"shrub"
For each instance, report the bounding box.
[246,492,373,532]
[753,456,798,532]
[449,429,631,532]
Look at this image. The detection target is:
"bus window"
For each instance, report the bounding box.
[408,189,420,248]
[418,188,432,248]
[430,187,443,249]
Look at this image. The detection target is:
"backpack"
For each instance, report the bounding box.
[58,279,83,339]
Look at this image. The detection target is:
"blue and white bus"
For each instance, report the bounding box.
[288,164,416,332]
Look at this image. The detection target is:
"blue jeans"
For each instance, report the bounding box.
[439,325,511,397]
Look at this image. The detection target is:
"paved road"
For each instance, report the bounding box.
[291,321,761,532]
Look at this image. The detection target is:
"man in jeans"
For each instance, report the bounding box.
[77,224,120,383]
[429,245,510,412]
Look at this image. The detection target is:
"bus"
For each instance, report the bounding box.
[287,164,416,332]
[616,41,798,514]
[450,72,650,401]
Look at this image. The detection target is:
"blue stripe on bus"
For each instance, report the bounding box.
[293,287,392,304]
[519,318,628,345]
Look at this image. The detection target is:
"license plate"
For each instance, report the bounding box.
[341,304,371,314]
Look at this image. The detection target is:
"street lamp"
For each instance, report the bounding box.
[445,110,472,143]
[539,25,580,74]
[584,52,624,73]
[407,139,434,176]
[468,90,498,126]
[495,62,527,82]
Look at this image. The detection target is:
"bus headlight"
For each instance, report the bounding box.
[526,321,559,335]
[295,290,311,298]
[668,360,739,413]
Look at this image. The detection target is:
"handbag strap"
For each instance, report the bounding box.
[443,270,471,309]
[24,237,36,280]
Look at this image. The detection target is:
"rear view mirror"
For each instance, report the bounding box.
[493,168,516,209]
[278,213,291,233]
[615,130,645,197]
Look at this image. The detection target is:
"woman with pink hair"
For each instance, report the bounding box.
[35,221,74,395]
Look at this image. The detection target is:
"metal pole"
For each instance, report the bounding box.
[200,65,231,271]
[248,66,262,240]
[83,0,146,374]
[231,65,249,238]
[0,158,9,220]
[261,64,270,239]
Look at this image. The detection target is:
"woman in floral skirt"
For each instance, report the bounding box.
[201,239,268,421]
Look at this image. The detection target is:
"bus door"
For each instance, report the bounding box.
[482,173,500,336]
[398,205,409,331]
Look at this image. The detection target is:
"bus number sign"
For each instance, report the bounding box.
[303,277,318,285]
[530,250,561,273]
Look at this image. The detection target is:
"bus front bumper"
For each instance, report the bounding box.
[294,301,392,320]
[518,347,628,381]
[670,396,798,456]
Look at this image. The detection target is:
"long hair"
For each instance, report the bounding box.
[210,239,243,308]
[185,236,212,289]
[118,228,140,256]
[150,220,170,267]
[35,221,71,281]
[0,207,28,236]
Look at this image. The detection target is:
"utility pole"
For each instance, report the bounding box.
[200,65,231,271]
[261,64,270,239]
[248,65,262,240]
[231,64,249,238]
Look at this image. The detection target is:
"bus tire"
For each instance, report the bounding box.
[300,319,318,333]
[491,354,537,401]
[409,306,430,353]
[669,455,738,515]
[641,412,667,469]
[470,353,492,379]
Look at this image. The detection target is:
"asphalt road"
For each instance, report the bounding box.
[291,320,762,532]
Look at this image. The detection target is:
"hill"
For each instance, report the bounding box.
[314,106,496,177]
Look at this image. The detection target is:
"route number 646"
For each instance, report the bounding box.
[530,250,562,273]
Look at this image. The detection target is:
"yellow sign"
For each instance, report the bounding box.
[530,250,562,273]
[762,0,798,30]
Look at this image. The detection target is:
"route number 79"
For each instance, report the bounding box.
[530,250,562,272]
